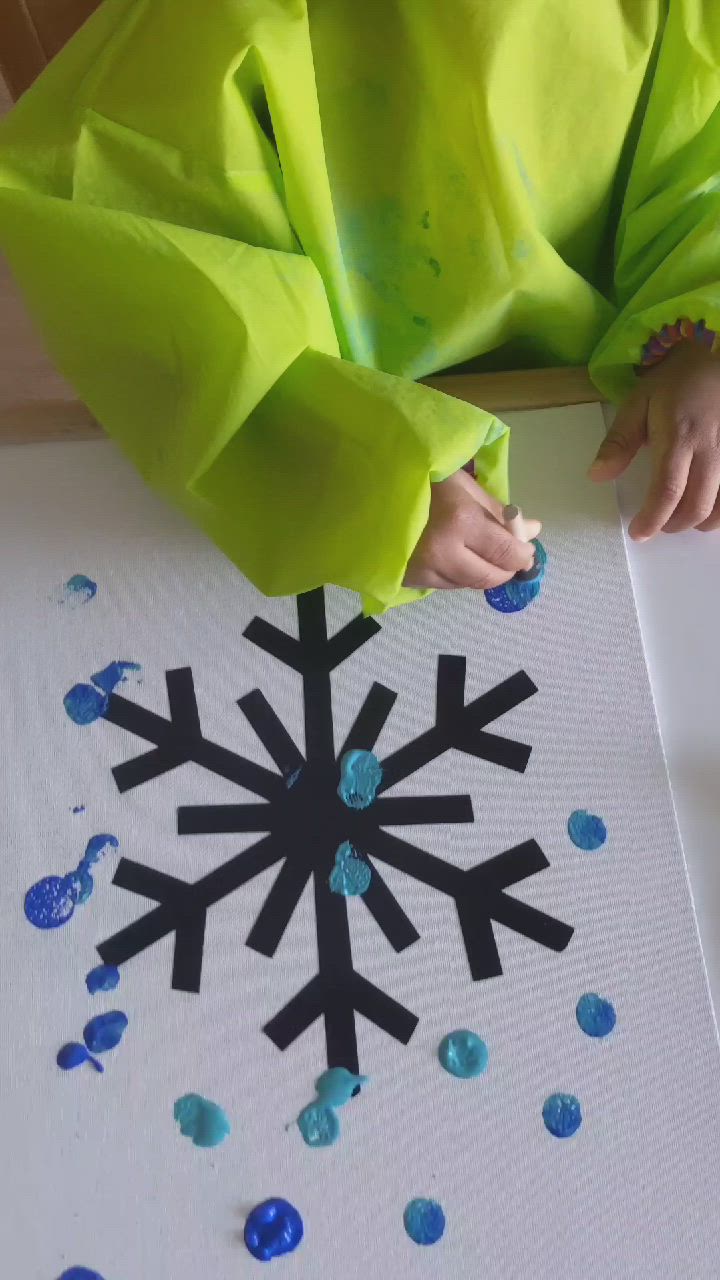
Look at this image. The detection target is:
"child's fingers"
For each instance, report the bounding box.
[465,509,535,574]
[662,453,720,532]
[523,518,542,541]
[444,548,516,589]
[628,444,692,540]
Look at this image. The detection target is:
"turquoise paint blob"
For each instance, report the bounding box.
[57,1043,103,1074]
[338,750,383,810]
[438,1029,489,1079]
[576,993,616,1038]
[543,1093,582,1139]
[90,660,141,695]
[297,1102,340,1148]
[315,1067,368,1107]
[63,684,109,725]
[24,875,77,929]
[83,1010,128,1054]
[403,1198,446,1246]
[56,574,97,607]
[568,810,607,851]
[245,1198,304,1262]
[485,540,547,614]
[85,964,120,995]
[329,842,372,896]
[174,1094,231,1148]
[58,1269,105,1280]
[82,834,119,867]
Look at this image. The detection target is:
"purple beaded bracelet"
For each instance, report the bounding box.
[640,317,719,369]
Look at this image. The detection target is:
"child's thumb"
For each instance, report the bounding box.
[588,398,647,481]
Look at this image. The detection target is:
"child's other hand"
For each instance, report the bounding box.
[589,343,720,539]
[404,470,540,590]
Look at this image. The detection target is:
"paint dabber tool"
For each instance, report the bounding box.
[503,503,542,582]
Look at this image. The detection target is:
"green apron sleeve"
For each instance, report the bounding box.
[0,0,507,613]
[590,0,720,402]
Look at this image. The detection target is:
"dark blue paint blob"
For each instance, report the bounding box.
[438,1029,489,1079]
[338,750,383,810]
[568,809,607,851]
[403,1198,446,1246]
[85,964,120,995]
[576,993,616,1038]
[63,684,109,725]
[543,1093,582,1138]
[58,1269,105,1280]
[24,875,77,929]
[315,1067,368,1107]
[244,1198,304,1262]
[57,574,98,607]
[57,1043,103,1074]
[297,1102,340,1148]
[329,841,372,896]
[83,1010,128,1054]
[71,805,86,814]
[174,1094,231,1148]
[485,539,547,614]
[90,660,141,695]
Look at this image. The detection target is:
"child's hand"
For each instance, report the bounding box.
[590,343,720,538]
[404,470,540,590]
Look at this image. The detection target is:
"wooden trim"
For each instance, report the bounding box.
[0,0,47,101]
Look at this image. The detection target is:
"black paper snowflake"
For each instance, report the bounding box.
[97,589,573,1072]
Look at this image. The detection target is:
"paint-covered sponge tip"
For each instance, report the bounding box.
[244,1198,304,1262]
[174,1094,231,1148]
[485,539,547,613]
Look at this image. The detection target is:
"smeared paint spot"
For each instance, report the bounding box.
[57,1043,103,1074]
[315,1067,368,1107]
[485,540,547,614]
[54,574,98,608]
[71,805,86,814]
[427,257,442,277]
[420,210,430,230]
[85,963,120,995]
[83,1010,128,1054]
[297,1102,339,1148]
[63,684,109,725]
[58,1268,105,1280]
[286,767,302,789]
[404,1198,446,1246]
[438,1029,489,1079]
[543,1093,582,1138]
[568,810,607,851]
[174,1094,231,1148]
[25,834,120,930]
[64,661,141,725]
[576,993,616,1038]
[412,314,430,327]
[338,750,382,810]
[244,1198,304,1262]
[329,841,372,896]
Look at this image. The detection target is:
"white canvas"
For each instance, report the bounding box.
[1,404,719,1280]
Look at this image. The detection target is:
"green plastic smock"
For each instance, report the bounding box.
[0,1,718,611]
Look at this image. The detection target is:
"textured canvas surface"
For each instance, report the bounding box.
[1,404,719,1279]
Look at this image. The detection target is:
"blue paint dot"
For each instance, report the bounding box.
[81,833,119,868]
[57,1043,90,1071]
[485,539,547,614]
[83,1010,128,1054]
[85,964,120,995]
[71,805,86,814]
[543,1093,582,1138]
[90,660,141,695]
[315,1067,368,1107]
[57,574,98,607]
[24,875,76,929]
[173,1094,231,1148]
[403,1198,446,1246]
[338,750,383,810]
[329,842,372,896]
[438,1029,489,1079]
[58,1269,105,1280]
[69,865,95,905]
[297,1102,340,1148]
[63,683,109,725]
[576,993,616,1038]
[568,810,607,851]
[244,1198,304,1262]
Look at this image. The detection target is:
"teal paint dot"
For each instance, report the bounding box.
[568,810,607,851]
[403,1198,446,1246]
[542,1093,582,1138]
[315,1067,368,1107]
[338,750,382,810]
[297,1102,340,1148]
[329,842,372,896]
[438,1029,489,1079]
[174,1094,231,1148]
[576,993,616,1038]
